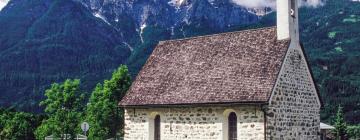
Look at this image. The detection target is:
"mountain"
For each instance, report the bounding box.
[74,0,263,29]
[72,0,270,76]
[0,0,132,111]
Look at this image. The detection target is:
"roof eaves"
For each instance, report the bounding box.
[267,39,291,103]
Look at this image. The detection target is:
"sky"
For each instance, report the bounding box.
[231,0,324,8]
[0,0,325,13]
[0,0,9,11]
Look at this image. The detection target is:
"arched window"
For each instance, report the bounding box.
[228,112,237,140]
[154,115,161,140]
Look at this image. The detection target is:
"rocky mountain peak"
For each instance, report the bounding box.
[74,0,263,30]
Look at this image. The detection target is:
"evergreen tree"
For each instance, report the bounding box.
[35,79,85,140]
[333,105,347,140]
[86,65,131,139]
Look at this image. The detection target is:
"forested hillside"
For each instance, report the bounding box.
[0,0,133,111]
[300,0,360,124]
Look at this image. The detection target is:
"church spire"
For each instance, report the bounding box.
[277,0,300,42]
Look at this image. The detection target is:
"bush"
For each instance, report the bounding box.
[347,125,360,139]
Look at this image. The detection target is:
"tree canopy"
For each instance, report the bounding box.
[86,65,131,139]
[0,109,40,140]
[35,79,85,140]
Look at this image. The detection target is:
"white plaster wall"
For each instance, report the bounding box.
[123,106,265,140]
[277,0,300,42]
[277,0,291,40]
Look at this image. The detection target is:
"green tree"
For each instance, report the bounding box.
[347,125,360,139]
[35,79,85,140]
[2,112,35,140]
[0,109,7,139]
[333,105,347,140]
[86,65,131,139]
[0,109,41,140]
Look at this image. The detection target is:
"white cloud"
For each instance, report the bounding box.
[231,0,276,8]
[0,0,9,11]
[230,0,323,9]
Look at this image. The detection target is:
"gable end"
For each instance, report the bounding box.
[268,41,322,108]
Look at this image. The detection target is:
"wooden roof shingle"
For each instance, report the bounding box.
[120,27,290,106]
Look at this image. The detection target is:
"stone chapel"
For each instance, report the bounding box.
[119,0,323,139]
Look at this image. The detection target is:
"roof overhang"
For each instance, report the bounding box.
[320,122,335,130]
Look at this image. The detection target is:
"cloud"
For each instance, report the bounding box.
[230,0,276,8]
[0,0,9,11]
[230,0,324,9]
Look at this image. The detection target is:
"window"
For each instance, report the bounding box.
[290,0,296,18]
[228,112,237,140]
[154,115,161,140]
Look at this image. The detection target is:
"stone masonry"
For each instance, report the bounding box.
[124,106,265,140]
[266,45,321,140]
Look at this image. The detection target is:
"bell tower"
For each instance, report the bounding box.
[277,0,299,43]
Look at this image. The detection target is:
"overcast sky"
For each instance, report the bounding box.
[231,0,324,8]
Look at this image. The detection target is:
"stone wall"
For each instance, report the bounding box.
[266,45,321,140]
[124,106,265,140]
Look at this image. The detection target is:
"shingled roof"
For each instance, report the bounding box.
[120,27,290,106]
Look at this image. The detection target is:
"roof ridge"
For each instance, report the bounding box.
[159,26,276,44]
